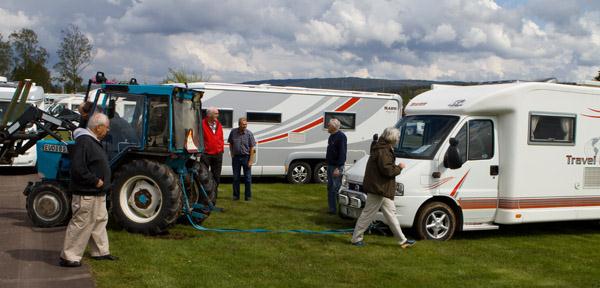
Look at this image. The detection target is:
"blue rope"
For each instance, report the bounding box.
[179,174,354,235]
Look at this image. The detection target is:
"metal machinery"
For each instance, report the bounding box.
[0,74,216,234]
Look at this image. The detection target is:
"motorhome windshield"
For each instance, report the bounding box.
[394,115,459,159]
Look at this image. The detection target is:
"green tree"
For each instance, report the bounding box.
[54,24,93,93]
[9,28,51,90]
[0,33,12,76]
[595,70,600,81]
[162,67,208,83]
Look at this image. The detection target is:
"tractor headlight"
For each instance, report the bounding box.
[395,182,404,196]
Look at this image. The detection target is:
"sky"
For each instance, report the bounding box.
[0,0,599,83]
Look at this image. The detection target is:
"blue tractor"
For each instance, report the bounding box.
[1,77,216,234]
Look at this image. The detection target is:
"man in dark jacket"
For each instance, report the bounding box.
[351,127,416,248]
[326,118,347,214]
[60,113,118,267]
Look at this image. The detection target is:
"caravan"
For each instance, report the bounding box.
[187,83,402,183]
[0,77,45,167]
[339,81,600,240]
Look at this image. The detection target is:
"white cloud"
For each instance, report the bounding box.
[422,24,457,44]
[461,27,487,48]
[0,8,37,36]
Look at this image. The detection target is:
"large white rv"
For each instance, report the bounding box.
[0,78,45,167]
[339,81,600,240]
[187,83,403,183]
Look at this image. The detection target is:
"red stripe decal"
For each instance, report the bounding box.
[588,108,600,113]
[582,114,600,118]
[450,170,470,198]
[256,97,361,144]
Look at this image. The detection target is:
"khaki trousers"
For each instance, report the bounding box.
[351,193,408,245]
[61,195,110,261]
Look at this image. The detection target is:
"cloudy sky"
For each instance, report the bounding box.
[0,0,599,83]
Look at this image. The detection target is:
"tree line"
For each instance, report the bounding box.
[0,25,92,93]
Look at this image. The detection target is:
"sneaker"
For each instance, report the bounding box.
[91,254,119,261]
[401,239,416,249]
[59,257,82,267]
[351,241,366,247]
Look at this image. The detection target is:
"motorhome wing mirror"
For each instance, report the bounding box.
[106,99,116,119]
[443,137,463,169]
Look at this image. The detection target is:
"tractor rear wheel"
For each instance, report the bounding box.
[26,182,71,228]
[111,160,182,234]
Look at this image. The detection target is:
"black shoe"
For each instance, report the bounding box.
[59,257,82,267]
[245,198,251,201]
[327,211,336,215]
[91,254,119,261]
[232,197,240,201]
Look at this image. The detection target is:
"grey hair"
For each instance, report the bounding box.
[328,118,341,130]
[238,117,247,124]
[380,127,400,145]
[206,107,219,116]
[88,113,109,130]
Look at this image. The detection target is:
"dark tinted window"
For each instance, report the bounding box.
[324,112,356,129]
[247,112,281,123]
[530,114,575,144]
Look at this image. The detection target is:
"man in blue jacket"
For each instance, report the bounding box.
[60,113,118,267]
[326,118,347,214]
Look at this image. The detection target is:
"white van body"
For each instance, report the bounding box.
[339,81,600,239]
[0,81,45,167]
[187,82,403,183]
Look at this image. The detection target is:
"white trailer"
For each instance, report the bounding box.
[339,81,600,240]
[187,82,403,183]
[0,79,45,167]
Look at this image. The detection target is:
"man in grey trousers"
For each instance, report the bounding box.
[60,113,118,267]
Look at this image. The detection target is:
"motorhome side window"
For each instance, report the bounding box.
[454,120,494,161]
[247,112,282,123]
[201,109,233,128]
[324,112,356,129]
[529,114,575,144]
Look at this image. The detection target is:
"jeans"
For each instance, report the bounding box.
[232,155,252,200]
[327,165,343,213]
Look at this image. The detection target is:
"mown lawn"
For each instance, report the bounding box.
[90,182,600,288]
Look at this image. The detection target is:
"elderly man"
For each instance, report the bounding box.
[227,117,256,201]
[202,107,224,203]
[326,118,347,214]
[60,113,117,267]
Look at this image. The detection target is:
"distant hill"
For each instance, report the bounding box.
[242,77,469,92]
[242,77,477,103]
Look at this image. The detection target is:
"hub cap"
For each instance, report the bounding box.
[33,193,61,222]
[425,210,450,239]
[317,166,327,183]
[120,176,163,223]
[292,165,308,183]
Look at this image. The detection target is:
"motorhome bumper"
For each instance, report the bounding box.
[338,189,367,208]
[338,194,349,206]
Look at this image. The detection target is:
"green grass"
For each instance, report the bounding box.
[90,183,600,288]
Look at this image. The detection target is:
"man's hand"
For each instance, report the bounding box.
[398,163,406,169]
[333,168,340,177]
[96,179,104,188]
[248,161,253,167]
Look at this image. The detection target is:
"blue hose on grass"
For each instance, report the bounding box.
[179,174,354,235]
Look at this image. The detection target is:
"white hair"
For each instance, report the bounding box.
[328,118,341,130]
[380,127,400,145]
[206,107,219,116]
[88,113,109,129]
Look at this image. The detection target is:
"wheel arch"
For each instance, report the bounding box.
[413,196,464,232]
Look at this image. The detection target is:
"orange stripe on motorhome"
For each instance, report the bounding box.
[498,197,600,209]
[255,97,361,144]
[458,199,497,209]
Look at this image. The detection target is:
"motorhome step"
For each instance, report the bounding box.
[462,223,499,231]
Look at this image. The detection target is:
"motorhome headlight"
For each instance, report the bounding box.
[395,182,404,196]
[341,175,348,188]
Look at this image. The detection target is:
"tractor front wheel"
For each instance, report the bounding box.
[111,160,182,234]
[26,182,71,227]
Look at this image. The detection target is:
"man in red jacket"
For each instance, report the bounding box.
[202,107,224,204]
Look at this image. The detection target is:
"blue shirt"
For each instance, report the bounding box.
[326,130,347,166]
[227,128,256,156]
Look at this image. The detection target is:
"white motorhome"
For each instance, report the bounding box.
[187,82,403,183]
[0,78,45,167]
[339,81,600,240]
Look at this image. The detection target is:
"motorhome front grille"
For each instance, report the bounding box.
[584,167,600,188]
[349,182,364,192]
